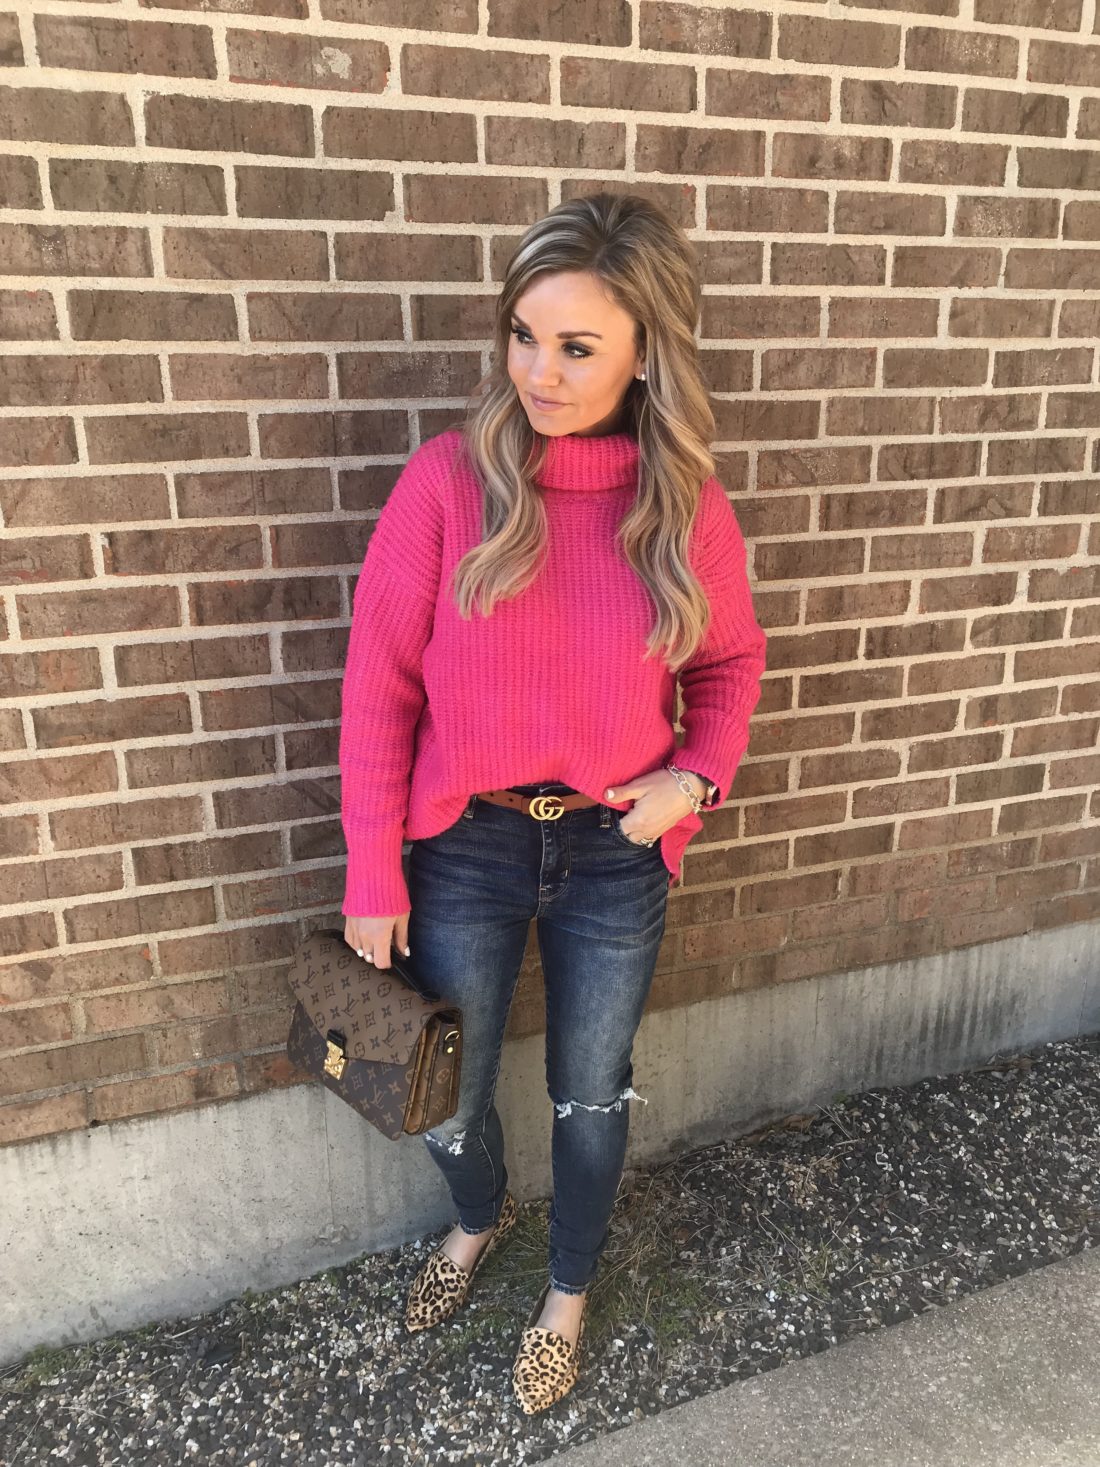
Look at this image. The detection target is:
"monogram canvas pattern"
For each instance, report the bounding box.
[286,927,439,1066]
[284,926,462,1140]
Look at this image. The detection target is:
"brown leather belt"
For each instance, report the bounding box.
[474,789,600,821]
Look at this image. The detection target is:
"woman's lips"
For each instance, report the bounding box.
[530,394,566,411]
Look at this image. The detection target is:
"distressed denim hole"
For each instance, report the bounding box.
[552,1085,648,1119]
[424,1127,466,1155]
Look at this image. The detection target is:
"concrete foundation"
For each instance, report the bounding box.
[2,917,1097,1370]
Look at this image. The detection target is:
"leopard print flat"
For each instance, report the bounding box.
[404,1190,518,1333]
[512,1279,589,1415]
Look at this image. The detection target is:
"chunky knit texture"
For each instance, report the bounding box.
[339,428,767,917]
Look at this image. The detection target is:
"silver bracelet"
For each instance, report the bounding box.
[665,762,703,815]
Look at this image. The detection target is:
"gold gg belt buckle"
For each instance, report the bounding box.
[528,795,564,821]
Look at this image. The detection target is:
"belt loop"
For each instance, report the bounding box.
[462,793,477,819]
[599,804,611,826]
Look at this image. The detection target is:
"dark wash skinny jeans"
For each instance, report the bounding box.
[403,781,670,1295]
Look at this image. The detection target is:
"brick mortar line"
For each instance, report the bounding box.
[4,631,1095,675]
[1,827,1088,991]
[4,175,1100,214]
[6,59,1100,114]
[0,783,1090,857]
[0,687,1090,741]
[0,757,1089,834]
[6,327,1100,346]
[12,2,1100,51]
[0,535,1090,582]
[3,399,1096,416]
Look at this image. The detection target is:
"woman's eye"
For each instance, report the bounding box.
[510,326,591,360]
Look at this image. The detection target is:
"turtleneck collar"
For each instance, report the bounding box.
[532,429,640,491]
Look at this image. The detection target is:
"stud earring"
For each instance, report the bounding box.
[640,370,647,381]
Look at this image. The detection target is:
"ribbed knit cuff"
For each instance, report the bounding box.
[341,826,411,918]
[677,722,749,815]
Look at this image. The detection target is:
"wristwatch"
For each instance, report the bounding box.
[679,767,719,806]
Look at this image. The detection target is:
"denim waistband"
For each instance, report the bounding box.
[505,780,579,795]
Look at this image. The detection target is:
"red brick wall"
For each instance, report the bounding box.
[2,1,1099,1147]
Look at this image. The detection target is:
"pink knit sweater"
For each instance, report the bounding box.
[339,428,767,917]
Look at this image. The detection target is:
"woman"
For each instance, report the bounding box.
[339,192,767,1413]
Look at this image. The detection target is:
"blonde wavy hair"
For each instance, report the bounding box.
[446,190,719,674]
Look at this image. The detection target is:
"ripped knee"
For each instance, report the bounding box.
[424,1124,467,1155]
[552,1085,648,1119]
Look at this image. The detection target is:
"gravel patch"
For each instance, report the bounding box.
[3,1031,1098,1466]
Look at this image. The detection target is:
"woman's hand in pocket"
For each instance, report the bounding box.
[605,767,698,844]
[343,913,411,970]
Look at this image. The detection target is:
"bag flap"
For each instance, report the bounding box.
[286,926,451,1067]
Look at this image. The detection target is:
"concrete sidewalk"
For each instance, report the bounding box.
[551,1246,1100,1467]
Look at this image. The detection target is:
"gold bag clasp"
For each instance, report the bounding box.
[324,1036,347,1079]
